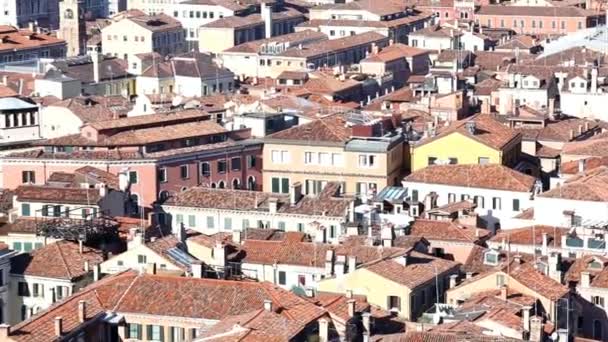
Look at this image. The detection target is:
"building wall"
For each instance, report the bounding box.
[99,243,182,275]
[262,141,404,196]
[534,196,608,227]
[161,205,347,243]
[38,106,84,139]
[497,87,550,114]
[13,198,101,221]
[409,35,456,50]
[197,27,236,54]
[402,180,534,229]
[117,313,211,341]
[174,75,234,97]
[560,92,608,121]
[476,14,590,34]
[410,132,502,171]
[169,3,236,49]
[241,262,323,290]
[577,285,608,340]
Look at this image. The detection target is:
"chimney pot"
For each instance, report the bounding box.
[54,317,63,337]
[500,285,508,301]
[0,324,10,339]
[93,263,101,282]
[191,261,203,278]
[78,300,87,323]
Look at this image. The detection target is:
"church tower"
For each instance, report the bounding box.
[57,0,86,57]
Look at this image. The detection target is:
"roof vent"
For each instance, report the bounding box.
[465,121,476,135]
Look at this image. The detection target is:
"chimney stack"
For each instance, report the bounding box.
[84,260,90,273]
[261,3,273,39]
[92,52,102,84]
[78,300,87,323]
[581,271,591,287]
[232,230,242,244]
[319,318,329,342]
[522,306,531,332]
[542,233,549,255]
[381,225,393,247]
[449,274,458,288]
[347,299,356,317]
[54,317,63,337]
[93,263,101,282]
[346,289,353,299]
[0,324,10,339]
[578,159,586,173]
[263,299,273,312]
[191,261,203,278]
[500,285,508,301]
[348,256,357,273]
[290,182,302,206]
[362,312,371,335]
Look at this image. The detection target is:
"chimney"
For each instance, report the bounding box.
[261,3,273,39]
[93,263,101,281]
[324,250,334,276]
[522,306,532,332]
[346,289,353,299]
[191,261,203,278]
[232,230,242,244]
[371,43,379,55]
[362,312,371,335]
[84,260,90,273]
[268,198,278,214]
[542,233,549,256]
[335,255,346,276]
[347,299,356,317]
[146,262,157,275]
[28,21,35,32]
[530,316,544,342]
[549,253,562,282]
[213,242,226,267]
[465,121,476,135]
[78,300,87,323]
[396,254,408,266]
[449,274,458,288]
[319,318,329,342]
[118,169,130,191]
[381,225,393,247]
[591,68,598,93]
[578,159,586,173]
[581,271,591,287]
[54,317,63,337]
[263,299,273,312]
[0,324,9,339]
[348,256,357,273]
[79,240,84,254]
[92,52,102,84]
[500,285,508,301]
[466,272,473,279]
[569,129,574,140]
[290,182,302,205]
[99,183,107,197]
[548,98,555,118]
[514,254,522,264]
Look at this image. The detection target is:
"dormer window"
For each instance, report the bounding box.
[484,250,499,265]
[589,259,604,270]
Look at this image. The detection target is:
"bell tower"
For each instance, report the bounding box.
[57,0,86,57]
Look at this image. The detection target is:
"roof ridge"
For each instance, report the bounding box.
[55,242,74,279]
[112,273,141,312]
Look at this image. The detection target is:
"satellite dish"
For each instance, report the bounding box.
[172,95,183,107]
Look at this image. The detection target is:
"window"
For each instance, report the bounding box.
[21,171,35,184]
[448,193,456,203]
[332,153,343,166]
[200,162,211,177]
[411,190,419,202]
[207,216,214,228]
[561,21,565,29]
[278,221,286,231]
[180,165,189,179]
[18,282,29,297]
[13,242,21,251]
[478,157,489,165]
[298,275,306,286]
[217,160,227,173]
[388,296,401,311]
[224,217,232,230]
[484,251,499,265]
[128,171,138,184]
[297,223,304,232]
[428,157,437,165]
[21,305,27,320]
[278,271,286,285]
[246,155,256,168]
[53,205,61,217]
[188,215,196,228]
[158,168,167,182]
[148,325,163,341]
[32,283,44,298]
[592,296,605,308]
[329,225,337,238]
[271,150,289,164]
[137,255,147,264]
[0,270,3,286]
[319,153,331,165]
[449,157,458,165]
[474,196,484,209]
[271,177,289,194]
[231,157,241,171]
[23,242,32,252]
[358,154,376,167]
[492,197,501,210]
[512,199,520,211]
[176,214,184,227]
[127,324,142,339]
[304,152,316,164]
[496,274,505,287]
[21,203,30,216]
[572,215,582,227]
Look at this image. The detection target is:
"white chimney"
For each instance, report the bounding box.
[191,261,203,278]
[335,255,346,276]
[578,159,586,173]
[78,301,87,323]
[213,242,226,267]
[523,306,531,332]
[118,168,130,191]
[381,225,393,247]
[232,230,242,244]
[591,68,598,93]
[319,318,329,342]
[290,182,302,205]
[324,250,334,276]
[0,324,9,339]
[261,3,273,39]
[98,183,107,197]
[93,264,101,282]
[347,299,356,317]
[268,198,278,214]
[581,271,591,287]
[449,274,458,288]
[263,299,273,312]
[54,317,63,337]
[542,232,549,255]
[92,52,102,84]
[348,256,357,273]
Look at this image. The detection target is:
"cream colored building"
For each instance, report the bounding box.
[263,112,406,197]
[102,11,185,62]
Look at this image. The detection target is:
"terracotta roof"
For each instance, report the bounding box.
[86,108,209,131]
[364,251,459,289]
[164,182,351,218]
[279,32,387,59]
[74,166,120,189]
[496,35,539,50]
[223,30,327,53]
[388,331,519,341]
[265,112,352,143]
[562,136,608,157]
[172,52,234,79]
[15,185,102,205]
[314,0,409,16]
[361,43,429,63]
[241,239,406,267]
[476,5,595,17]
[145,235,190,271]
[508,259,569,299]
[307,292,370,322]
[404,164,537,192]
[521,118,600,143]
[0,189,13,214]
[410,25,463,38]
[48,96,133,123]
[414,114,520,151]
[121,12,182,32]
[473,51,517,71]
[406,219,489,243]
[202,8,304,29]
[47,171,76,184]
[10,241,104,280]
[564,255,608,288]
[561,156,608,175]
[427,200,477,215]
[539,166,608,201]
[56,56,130,84]
[0,26,65,52]
[490,225,568,247]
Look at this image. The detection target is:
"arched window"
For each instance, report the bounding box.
[232,178,240,189]
[211,183,217,188]
[247,176,256,190]
[64,9,74,19]
[218,181,225,189]
[594,320,603,340]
